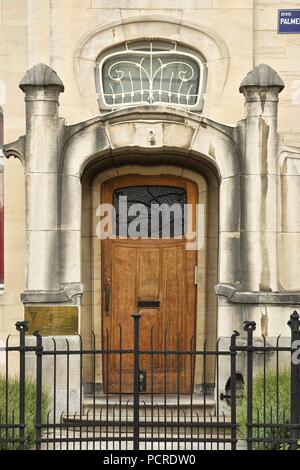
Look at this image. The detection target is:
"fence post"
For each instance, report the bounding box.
[244,321,256,451]
[288,311,300,450]
[132,313,141,451]
[34,331,43,451]
[230,330,239,450]
[15,321,28,450]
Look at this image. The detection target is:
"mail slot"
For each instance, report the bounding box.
[137,300,160,308]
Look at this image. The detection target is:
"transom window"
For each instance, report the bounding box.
[96,41,206,112]
[113,185,187,238]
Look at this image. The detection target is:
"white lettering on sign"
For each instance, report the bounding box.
[281,18,300,24]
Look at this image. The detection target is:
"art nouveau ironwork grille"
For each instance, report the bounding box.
[96,41,206,111]
[113,185,187,237]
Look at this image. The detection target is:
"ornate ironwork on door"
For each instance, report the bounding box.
[96,41,207,111]
[112,185,187,237]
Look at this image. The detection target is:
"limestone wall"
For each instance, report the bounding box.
[0,0,299,344]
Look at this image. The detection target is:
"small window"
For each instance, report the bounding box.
[113,185,187,238]
[96,40,207,112]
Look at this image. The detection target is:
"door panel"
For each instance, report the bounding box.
[102,175,197,394]
[137,248,160,300]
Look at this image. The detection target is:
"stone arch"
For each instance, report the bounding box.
[61,107,240,179]
[60,107,241,301]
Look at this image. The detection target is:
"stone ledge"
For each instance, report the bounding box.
[21,283,84,304]
[215,283,300,305]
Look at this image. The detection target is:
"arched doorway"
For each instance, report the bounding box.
[102,174,197,393]
[81,162,219,395]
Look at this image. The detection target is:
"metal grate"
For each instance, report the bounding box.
[1,312,300,450]
[97,41,206,111]
[113,185,187,237]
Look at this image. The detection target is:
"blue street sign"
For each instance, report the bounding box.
[278,9,300,34]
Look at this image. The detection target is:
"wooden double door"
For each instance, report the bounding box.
[102,175,197,393]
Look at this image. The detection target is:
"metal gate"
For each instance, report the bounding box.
[1,312,300,450]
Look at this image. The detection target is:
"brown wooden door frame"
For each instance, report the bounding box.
[101,175,198,393]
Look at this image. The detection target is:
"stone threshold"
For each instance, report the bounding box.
[83,394,215,406]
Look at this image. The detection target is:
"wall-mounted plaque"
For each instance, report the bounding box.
[24,305,78,336]
[278,10,300,34]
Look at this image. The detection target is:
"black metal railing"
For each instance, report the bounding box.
[0,311,300,450]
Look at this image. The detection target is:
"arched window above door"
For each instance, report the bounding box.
[96,40,207,112]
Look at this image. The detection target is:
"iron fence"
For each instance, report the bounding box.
[0,312,300,450]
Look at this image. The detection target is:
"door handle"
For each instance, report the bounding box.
[105,287,111,316]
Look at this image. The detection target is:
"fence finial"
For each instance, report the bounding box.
[15,321,28,333]
[243,321,256,332]
[288,310,300,333]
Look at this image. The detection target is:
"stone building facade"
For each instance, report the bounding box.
[0,0,300,397]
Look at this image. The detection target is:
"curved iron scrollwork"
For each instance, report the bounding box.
[113,185,187,238]
[97,42,205,111]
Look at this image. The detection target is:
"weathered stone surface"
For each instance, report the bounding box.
[1,2,300,400]
[21,283,84,304]
[216,283,300,305]
[239,63,285,92]
[25,335,81,421]
[19,63,64,92]
[2,135,26,163]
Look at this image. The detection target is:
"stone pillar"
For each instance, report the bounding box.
[19,64,64,293]
[239,64,284,292]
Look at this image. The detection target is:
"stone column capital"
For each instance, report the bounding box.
[239,63,284,102]
[239,64,285,118]
[19,63,64,94]
[19,64,64,118]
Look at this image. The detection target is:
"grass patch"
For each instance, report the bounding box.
[237,369,291,450]
[0,376,49,450]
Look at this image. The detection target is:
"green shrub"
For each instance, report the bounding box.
[237,369,291,450]
[0,376,49,450]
